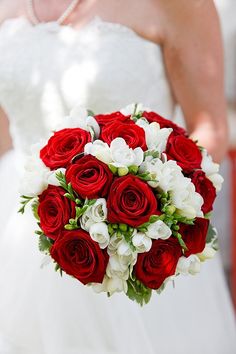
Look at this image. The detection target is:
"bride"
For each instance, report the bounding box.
[0,0,235,353]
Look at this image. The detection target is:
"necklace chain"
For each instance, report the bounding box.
[27,0,80,25]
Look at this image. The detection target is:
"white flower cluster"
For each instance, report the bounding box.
[201,149,224,192]
[139,156,204,219]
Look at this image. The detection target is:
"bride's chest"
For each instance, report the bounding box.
[0,18,166,104]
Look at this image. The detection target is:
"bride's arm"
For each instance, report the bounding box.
[0,106,12,157]
[160,0,227,162]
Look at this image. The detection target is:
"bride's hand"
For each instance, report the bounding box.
[160,0,227,163]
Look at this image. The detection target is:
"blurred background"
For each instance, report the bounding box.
[203,0,236,308]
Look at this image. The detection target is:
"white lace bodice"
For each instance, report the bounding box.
[0,16,175,155]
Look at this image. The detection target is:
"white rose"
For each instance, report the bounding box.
[136,119,172,153]
[146,220,172,240]
[84,140,112,164]
[176,255,201,275]
[89,222,110,249]
[80,198,107,231]
[132,232,152,252]
[110,138,143,168]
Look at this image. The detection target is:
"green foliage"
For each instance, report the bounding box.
[31,199,39,220]
[137,171,157,183]
[87,109,95,116]
[38,233,53,254]
[18,195,34,214]
[64,198,96,230]
[130,103,144,121]
[126,277,152,306]
[56,171,80,204]
[206,223,219,251]
[144,150,160,159]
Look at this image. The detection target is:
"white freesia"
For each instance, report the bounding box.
[176,255,201,275]
[117,239,133,257]
[120,103,150,115]
[110,138,144,168]
[46,168,66,186]
[84,138,144,170]
[201,149,224,192]
[84,140,112,164]
[208,173,224,193]
[89,222,110,249]
[106,255,130,280]
[146,220,172,240]
[140,156,203,218]
[171,181,203,219]
[80,198,107,231]
[132,232,152,252]
[108,234,137,275]
[56,104,100,138]
[197,245,217,261]
[140,157,183,191]
[108,234,134,257]
[92,275,128,295]
[136,119,172,153]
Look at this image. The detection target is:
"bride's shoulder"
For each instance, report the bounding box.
[157,0,218,33]
[0,0,25,26]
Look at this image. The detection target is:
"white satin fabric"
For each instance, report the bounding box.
[0,16,235,354]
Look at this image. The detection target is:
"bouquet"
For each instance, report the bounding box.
[19,103,223,305]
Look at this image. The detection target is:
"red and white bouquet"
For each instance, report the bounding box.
[19,103,223,305]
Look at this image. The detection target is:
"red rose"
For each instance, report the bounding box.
[65,155,113,199]
[134,238,182,289]
[50,229,109,284]
[40,128,91,169]
[179,217,209,257]
[165,133,202,172]
[107,175,158,227]
[95,112,130,127]
[101,121,147,150]
[38,185,75,240]
[190,170,216,214]
[142,111,186,136]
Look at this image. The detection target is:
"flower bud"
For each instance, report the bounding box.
[118,166,129,176]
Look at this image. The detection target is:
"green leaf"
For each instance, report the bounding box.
[87,109,95,116]
[18,195,34,214]
[128,165,139,175]
[38,234,52,254]
[174,232,188,251]
[126,277,152,306]
[31,199,39,220]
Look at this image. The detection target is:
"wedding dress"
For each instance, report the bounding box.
[0,17,235,354]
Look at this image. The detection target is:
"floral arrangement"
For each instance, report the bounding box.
[19,103,223,305]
